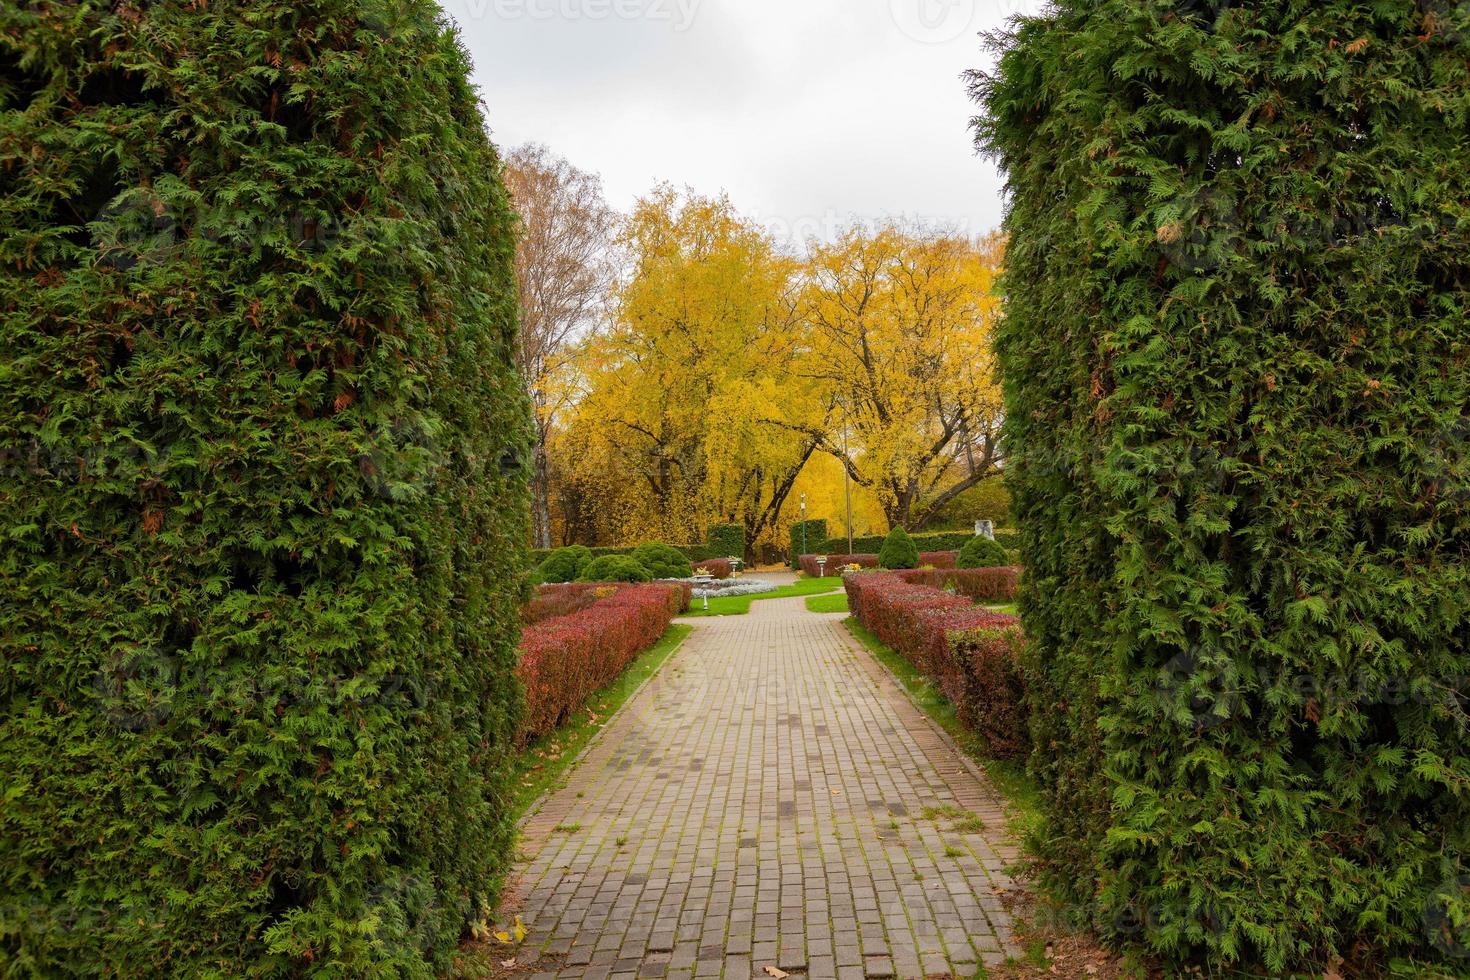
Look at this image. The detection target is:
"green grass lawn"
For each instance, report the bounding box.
[987,604,1018,616]
[843,617,1042,841]
[507,624,692,818]
[805,592,849,614]
[682,575,843,617]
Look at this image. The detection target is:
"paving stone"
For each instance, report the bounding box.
[514,586,1019,979]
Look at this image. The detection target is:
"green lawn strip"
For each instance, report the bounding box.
[682,575,843,617]
[805,592,849,614]
[986,604,1018,616]
[843,617,1042,840]
[508,624,693,819]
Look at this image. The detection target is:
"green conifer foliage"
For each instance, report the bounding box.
[957,535,1010,569]
[878,527,920,570]
[0,1,530,974]
[973,1,1470,972]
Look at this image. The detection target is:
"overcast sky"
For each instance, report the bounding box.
[441,0,1049,248]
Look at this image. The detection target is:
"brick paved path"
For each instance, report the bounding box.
[514,592,1020,980]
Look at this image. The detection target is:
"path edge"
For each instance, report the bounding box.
[517,624,695,831]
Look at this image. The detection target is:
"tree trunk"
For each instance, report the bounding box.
[530,422,553,550]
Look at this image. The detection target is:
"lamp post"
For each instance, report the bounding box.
[800,493,807,561]
[842,406,854,556]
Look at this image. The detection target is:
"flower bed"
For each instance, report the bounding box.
[518,582,686,743]
[799,553,878,576]
[691,578,777,598]
[895,566,1019,603]
[845,572,1027,758]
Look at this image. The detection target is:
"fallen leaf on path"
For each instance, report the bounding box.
[500,959,516,969]
[493,916,528,945]
[763,968,789,979]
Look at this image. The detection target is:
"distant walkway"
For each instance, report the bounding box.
[513,594,1020,979]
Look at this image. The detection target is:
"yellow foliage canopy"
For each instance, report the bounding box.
[545,192,1006,554]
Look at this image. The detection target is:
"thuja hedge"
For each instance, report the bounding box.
[788,519,827,566]
[1,2,529,976]
[975,0,1470,972]
[705,522,745,560]
[818,529,973,555]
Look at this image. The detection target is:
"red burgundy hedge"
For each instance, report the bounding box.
[844,571,1028,759]
[894,566,1019,603]
[518,582,687,744]
[799,553,878,576]
[694,558,734,579]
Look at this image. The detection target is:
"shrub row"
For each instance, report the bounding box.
[522,583,606,626]
[529,543,708,568]
[528,524,750,571]
[845,573,1027,758]
[894,567,1020,604]
[518,583,687,743]
[694,559,734,579]
[798,552,970,576]
[535,542,695,584]
[788,520,829,566]
[799,553,878,577]
[818,529,1011,556]
[919,551,959,569]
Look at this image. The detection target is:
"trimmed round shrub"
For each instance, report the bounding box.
[957,535,1009,569]
[630,542,693,579]
[974,0,1470,973]
[877,527,920,570]
[536,545,594,584]
[0,2,529,976]
[578,555,654,584]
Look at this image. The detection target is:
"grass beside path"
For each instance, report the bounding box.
[805,592,849,614]
[843,617,1042,840]
[682,575,843,617]
[508,624,692,819]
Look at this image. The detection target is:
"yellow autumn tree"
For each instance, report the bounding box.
[554,186,821,552]
[796,224,1006,530]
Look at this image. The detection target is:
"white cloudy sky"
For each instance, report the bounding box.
[442,0,1049,246]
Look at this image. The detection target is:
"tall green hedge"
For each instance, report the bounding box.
[818,529,978,556]
[0,2,530,976]
[705,522,745,560]
[975,1,1470,973]
[788,519,827,566]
